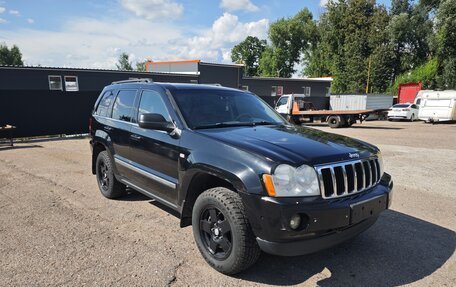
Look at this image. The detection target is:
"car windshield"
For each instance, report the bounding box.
[171,89,286,129]
[393,104,410,108]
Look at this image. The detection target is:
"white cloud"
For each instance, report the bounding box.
[9,10,19,16]
[220,0,259,12]
[0,7,5,14]
[0,11,268,68]
[0,17,183,68]
[121,0,183,21]
[0,18,6,24]
[320,0,329,7]
[172,13,268,62]
[27,18,34,24]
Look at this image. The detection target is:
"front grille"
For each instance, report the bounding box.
[316,158,381,199]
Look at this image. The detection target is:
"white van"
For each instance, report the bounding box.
[416,90,456,122]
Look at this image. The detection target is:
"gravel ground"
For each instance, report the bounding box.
[0,120,455,286]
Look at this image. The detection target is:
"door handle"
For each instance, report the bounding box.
[130,134,142,141]
[103,126,113,132]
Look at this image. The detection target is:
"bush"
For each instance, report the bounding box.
[388,59,438,95]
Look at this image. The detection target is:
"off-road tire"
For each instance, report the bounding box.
[96,151,127,199]
[192,187,261,275]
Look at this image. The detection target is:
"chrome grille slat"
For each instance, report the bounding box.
[341,165,348,195]
[352,163,358,192]
[330,167,337,198]
[316,157,381,199]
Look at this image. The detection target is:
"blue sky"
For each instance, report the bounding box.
[0,0,390,68]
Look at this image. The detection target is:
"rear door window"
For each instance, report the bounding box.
[95,91,116,117]
[112,90,137,122]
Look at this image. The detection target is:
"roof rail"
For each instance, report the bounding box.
[111,78,153,85]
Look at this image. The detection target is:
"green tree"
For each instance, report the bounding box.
[231,36,266,77]
[116,52,133,71]
[434,0,456,88]
[0,44,24,66]
[136,60,147,72]
[260,8,317,77]
[389,58,438,94]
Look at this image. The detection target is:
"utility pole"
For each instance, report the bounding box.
[366,57,371,94]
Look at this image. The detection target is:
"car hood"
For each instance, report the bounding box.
[197,125,378,166]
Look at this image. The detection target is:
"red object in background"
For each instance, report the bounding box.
[398,82,422,103]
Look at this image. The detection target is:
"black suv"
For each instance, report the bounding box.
[90,79,393,274]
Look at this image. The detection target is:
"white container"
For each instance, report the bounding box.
[330,94,393,120]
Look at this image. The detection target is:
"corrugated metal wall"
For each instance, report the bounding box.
[330,94,392,110]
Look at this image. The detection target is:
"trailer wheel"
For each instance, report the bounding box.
[327,115,344,128]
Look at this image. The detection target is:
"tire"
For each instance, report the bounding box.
[327,115,344,128]
[192,187,261,275]
[410,114,415,122]
[95,151,127,199]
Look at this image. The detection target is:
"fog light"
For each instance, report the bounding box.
[290,214,301,230]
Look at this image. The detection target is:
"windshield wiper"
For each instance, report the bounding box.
[250,121,282,126]
[193,122,253,129]
[193,121,282,130]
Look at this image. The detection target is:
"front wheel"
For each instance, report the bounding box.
[192,187,261,274]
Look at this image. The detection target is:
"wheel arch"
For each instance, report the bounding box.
[179,165,248,228]
[92,141,107,174]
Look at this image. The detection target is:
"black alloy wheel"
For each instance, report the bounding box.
[199,206,233,260]
[97,160,110,191]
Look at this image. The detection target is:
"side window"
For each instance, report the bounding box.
[276,97,288,107]
[112,90,137,122]
[138,90,171,121]
[95,91,115,117]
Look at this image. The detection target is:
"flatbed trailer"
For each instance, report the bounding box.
[286,98,387,128]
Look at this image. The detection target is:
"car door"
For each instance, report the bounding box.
[275,96,289,115]
[109,89,138,179]
[127,89,181,205]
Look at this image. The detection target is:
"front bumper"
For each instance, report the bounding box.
[240,173,393,256]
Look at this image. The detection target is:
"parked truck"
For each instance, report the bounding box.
[275,94,388,128]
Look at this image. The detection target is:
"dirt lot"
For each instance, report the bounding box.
[0,120,455,286]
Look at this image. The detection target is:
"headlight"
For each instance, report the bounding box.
[265,164,320,197]
[377,152,384,176]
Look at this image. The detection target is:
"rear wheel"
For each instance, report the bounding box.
[96,151,127,199]
[327,115,345,128]
[192,187,261,274]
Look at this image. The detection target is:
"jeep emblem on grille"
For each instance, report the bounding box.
[348,153,360,158]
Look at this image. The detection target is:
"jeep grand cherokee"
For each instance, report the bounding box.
[90,79,393,274]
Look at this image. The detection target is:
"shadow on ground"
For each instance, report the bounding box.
[0,144,43,151]
[237,210,455,286]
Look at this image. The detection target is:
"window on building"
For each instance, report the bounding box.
[112,90,137,122]
[48,75,62,90]
[271,86,277,97]
[138,90,171,121]
[64,76,79,91]
[303,86,311,97]
[240,85,249,91]
[271,86,283,97]
[95,91,116,117]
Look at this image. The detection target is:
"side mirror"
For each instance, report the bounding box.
[138,113,175,133]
